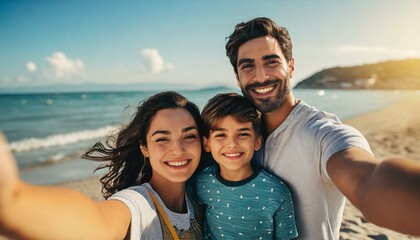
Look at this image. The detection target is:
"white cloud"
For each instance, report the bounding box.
[26,61,37,73]
[334,45,419,56]
[16,76,29,83]
[141,48,175,74]
[45,52,85,78]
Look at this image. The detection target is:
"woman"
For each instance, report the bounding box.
[0,91,206,239]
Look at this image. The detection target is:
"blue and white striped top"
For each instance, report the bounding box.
[196,166,298,240]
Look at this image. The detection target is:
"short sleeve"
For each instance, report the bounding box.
[109,189,158,239]
[318,122,373,182]
[274,190,298,239]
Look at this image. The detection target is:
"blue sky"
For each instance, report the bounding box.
[1,0,420,91]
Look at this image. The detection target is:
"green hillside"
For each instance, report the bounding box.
[295,59,420,89]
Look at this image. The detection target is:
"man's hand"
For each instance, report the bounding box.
[328,147,420,236]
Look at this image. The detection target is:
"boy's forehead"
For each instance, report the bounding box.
[211,116,254,130]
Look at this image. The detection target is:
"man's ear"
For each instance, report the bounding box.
[288,57,295,79]
[254,135,262,151]
[234,68,241,87]
[203,136,211,153]
[140,145,149,157]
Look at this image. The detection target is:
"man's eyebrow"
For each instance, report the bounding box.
[262,54,281,61]
[237,58,254,67]
[238,128,252,131]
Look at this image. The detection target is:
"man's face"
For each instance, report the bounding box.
[235,36,294,113]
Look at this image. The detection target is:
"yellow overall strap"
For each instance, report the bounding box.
[147,189,180,240]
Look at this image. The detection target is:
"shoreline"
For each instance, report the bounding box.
[17,94,420,239]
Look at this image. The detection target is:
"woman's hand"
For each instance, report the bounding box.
[0,133,19,204]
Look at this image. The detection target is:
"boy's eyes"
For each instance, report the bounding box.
[214,133,226,138]
[212,132,251,138]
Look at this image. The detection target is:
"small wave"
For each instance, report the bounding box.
[10,125,120,152]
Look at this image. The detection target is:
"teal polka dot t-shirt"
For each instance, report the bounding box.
[196,166,298,239]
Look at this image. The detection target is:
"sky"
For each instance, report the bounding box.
[1,0,420,92]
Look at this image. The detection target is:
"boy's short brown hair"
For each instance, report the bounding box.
[201,93,261,137]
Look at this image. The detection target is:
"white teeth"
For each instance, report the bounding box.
[224,153,241,157]
[254,86,274,94]
[167,160,188,166]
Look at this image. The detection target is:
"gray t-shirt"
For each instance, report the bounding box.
[261,100,372,239]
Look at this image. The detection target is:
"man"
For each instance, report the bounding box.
[225,17,420,239]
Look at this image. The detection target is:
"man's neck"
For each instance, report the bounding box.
[264,93,297,136]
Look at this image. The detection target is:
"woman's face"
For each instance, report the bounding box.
[140,108,201,185]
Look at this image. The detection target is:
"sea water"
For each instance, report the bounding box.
[0,88,414,184]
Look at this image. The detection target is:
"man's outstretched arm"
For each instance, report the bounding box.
[327,147,420,236]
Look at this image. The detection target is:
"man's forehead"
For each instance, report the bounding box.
[237,36,284,60]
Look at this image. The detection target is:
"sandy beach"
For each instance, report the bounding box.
[3,93,418,240]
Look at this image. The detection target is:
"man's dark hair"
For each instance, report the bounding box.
[201,93,261,137]
[226,17,293,73]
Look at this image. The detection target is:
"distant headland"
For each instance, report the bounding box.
[294,59,420,90]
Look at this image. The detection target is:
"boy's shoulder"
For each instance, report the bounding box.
[256,169,292,195]
[196,166,217,182]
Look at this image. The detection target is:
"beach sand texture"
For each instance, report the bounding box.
[1,95,419,240]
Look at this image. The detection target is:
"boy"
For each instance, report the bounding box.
[196,93,298,239]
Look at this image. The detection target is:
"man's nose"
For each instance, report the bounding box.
[254,65,269,83]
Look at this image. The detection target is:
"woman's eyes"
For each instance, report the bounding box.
[185,134,198,140]
[155,138,168,142]
[155,134,198,143]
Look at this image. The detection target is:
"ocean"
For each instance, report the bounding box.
[0,87,416,184]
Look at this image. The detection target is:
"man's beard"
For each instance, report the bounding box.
[241,76,291,113]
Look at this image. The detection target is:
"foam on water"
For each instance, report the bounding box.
[10,125,119,152]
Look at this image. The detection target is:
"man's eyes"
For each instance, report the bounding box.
[240,63,254,70]
[239,60,279,71]
[266,60,280,66]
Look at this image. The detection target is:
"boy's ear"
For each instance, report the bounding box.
[140,145,149,157]
[203,136,211,153]
[254,135,262,151]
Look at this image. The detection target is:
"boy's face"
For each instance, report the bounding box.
[203,116,262,181]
